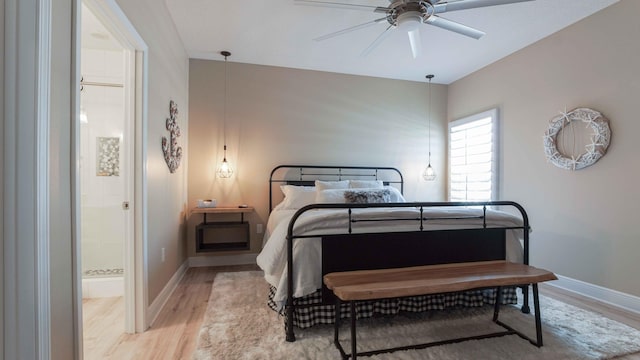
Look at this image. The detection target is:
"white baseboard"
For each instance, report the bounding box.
[145,254,256,328]
[188,253,257,267]
[547,274,640,315]
[147,260,188,327]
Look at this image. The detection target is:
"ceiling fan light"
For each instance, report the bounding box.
[396,12,422,32]
[407,28,421,58]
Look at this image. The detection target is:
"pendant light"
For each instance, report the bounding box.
[216,51,233,178]
[422,74,436,181]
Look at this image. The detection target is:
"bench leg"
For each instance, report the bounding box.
[494,283,544,347]
[521,284,531,314]
[332,301,359,360]
[334,298,341,345]
[350,301,357,360]
[333,298,351,360]
[533,283,543,347]
[493,286,502,322]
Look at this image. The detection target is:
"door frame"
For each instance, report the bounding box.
[3,0,53,357]
[76,0,149,337]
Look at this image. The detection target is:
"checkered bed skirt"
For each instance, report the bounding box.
[267,286,518,329]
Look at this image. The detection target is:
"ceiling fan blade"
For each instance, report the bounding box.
[425,15,485,39]
[407,28,422,59]
[433,0,533,14]
[314,17,387,41]
[361,24,395,57]
[294,0,388,13]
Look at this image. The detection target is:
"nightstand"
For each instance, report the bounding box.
[190,206,254,252]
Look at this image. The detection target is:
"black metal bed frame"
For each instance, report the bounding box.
[269,165,404,212]
[267,165,531,343]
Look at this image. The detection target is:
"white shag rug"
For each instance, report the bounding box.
[194,271,640,360]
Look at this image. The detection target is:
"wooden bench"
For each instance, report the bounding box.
[323,260,557,360]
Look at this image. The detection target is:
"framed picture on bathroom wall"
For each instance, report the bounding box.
[96,137,120,176]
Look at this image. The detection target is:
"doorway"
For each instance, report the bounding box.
[79,2,133,355]
[76,0,148,356]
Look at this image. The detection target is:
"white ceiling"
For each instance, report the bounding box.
[165,0,617,84]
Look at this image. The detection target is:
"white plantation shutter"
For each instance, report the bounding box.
[449,109,498,202]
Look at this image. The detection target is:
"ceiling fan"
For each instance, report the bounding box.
[296,0,534,58]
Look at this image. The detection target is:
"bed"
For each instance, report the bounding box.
[257,165,531,342]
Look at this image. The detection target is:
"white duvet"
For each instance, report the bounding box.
[256,206,526,309]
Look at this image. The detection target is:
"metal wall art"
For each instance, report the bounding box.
[543,107,611,171]
[162,100,183,173]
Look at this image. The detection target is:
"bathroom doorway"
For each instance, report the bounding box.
[79,2,137,355]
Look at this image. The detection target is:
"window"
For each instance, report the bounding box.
[449,108,499,202]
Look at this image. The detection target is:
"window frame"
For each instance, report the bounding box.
[448,108,500,202]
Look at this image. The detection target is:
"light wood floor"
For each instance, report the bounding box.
[82,264,259,360]
[83,265,640,360]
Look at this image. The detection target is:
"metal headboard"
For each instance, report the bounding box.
[269,165,404,212]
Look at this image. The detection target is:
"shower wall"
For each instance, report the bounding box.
[80,46,126,279]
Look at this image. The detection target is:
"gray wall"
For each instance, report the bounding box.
[448,0,640,297]
[187,59,448,257]
[115,0,190,303]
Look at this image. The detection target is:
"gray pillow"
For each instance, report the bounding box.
[343,189,391,204]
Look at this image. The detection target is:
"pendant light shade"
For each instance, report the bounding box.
[422,74,436,181]
[217,145,233,178]
[217,51,233,178]
[422,163,436,181]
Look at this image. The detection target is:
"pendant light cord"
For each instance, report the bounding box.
[427,74,434,164]
[223,53,228,151]
[422,74,436,181]
[217,51,233,178]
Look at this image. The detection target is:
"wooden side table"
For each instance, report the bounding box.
[190,206,254,252]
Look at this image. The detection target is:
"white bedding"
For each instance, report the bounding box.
[256,206,526,309]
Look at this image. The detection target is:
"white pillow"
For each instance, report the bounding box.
[349,180,384,189]
[316,187,405,204]
[315,180,349,191]
[315,189,348,203]
[275,185,316,210]
[385,186,406,202]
